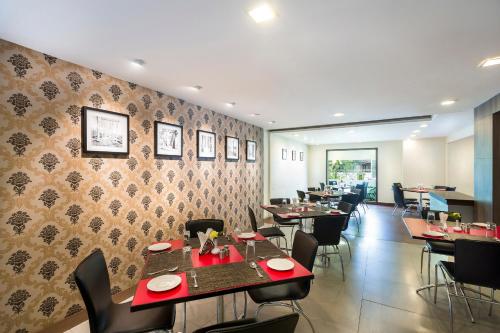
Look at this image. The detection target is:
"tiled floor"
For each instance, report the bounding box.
[66,205,499,332]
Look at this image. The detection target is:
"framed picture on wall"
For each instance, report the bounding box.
[82,106,129,154]
[225,136,239,161]
[154,121,183,159]
[292,150,296,161]
[197,130,216,160]
[282,148,287,160]
[246,140,256,162]
[300,152,304,161]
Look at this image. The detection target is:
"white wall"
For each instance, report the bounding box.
[269,134,308,200]
[446,136,474,196]
[308,141,403,203]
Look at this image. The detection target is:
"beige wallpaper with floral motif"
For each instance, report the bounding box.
[0,39,264,333]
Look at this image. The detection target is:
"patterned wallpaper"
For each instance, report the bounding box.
[0,39,264,333]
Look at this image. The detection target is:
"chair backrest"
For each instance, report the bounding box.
[312,215,346,246]
[319,182,325,191]
[355,184,366,201]
[454,239,500,289]
[296,190,306,202]
[393,182,402,188]
[74,250,112,333]
[328,180,338,186]
[292,230,319,272]
[434,185,457,191]
[248,206,258,232]
[341,193,360,208]
[337,201,353,231]
[270,198,290,205]
[307,187,317,191]
[204,313,299,332]
[308,194,323,202]
[185,219,224,237]
[392,185,405,206]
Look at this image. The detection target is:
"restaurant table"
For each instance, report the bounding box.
[403,217,498,293]
[131,233,314,328]
[306,190,343,199]
[261,203,349,231]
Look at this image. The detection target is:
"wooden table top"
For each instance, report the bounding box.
[261,203,348,219]
[307,190,343,198]
[403,217,498,243]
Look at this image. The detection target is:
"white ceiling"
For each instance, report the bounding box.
[1,0,500,130]
[273,110,473,145]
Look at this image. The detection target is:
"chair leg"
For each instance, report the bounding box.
[341,234,351,260]
[448,283,454,333]
[392,204,398,215]
[427,249,431,284]
[434,264,438,304]
[336,245,345,281]
[183,302,187,333]
[489,289,494,316]
[420,246,426,275]
[458,284,475,323]
[293,300,316,333]
[281,235,290,255]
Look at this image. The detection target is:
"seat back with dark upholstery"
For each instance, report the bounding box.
[341,193,360,209]
[392,185,406,207]
[454,239,500,290]
[185,219,224,237]
[393,182,402,189]
[355,184,367,202]
[296,190,306,202]
[270,198,290,205]
[198,313,299,333]
[74,250,112,333]
[309,194,323,202]
[312,215,346,246]
[319,182,325,191]
[248,206,258,232]
[307,187,318,191]
[328,180,338,186]
[337,201,353,231]
[292,231,319,272]
[434,185,456,191]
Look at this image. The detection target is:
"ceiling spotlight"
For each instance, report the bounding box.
[333,113,345,117]
[249,113,261,117]
[225,102,236,108]
[412,130,421,133]
[479,56,500,68]
[268,120,276,124]
[441,99,456,106]
[131,59,145,68]
[420,124,428,128]
[249,3,276,23]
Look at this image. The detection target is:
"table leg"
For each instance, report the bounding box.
[419,192,423,212]
[217,295,224,323]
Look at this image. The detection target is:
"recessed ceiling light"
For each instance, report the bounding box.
[410,134,417,138]
[249,113,261,117]
[420,124,428,128]
[333,113,345,117]
[412,130,421,133]
[225,102,236,108]
[248,3,276,23]
[479,56,500,68]
[441,99,456,106]
[131,59,145,68]
[268,120,276,124]
[293,134,299,137]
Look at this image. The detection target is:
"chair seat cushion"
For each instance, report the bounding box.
[247,281,308,303]
[103,301,175,333]
[193,319,257,333]
[427,241,455,256]
[273,217,300,226]
[259,227,285,238]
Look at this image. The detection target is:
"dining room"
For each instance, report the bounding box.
[1,1,500,333]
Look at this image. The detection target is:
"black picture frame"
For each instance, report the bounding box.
[282,148,287,160]
[81,106,129,155]
[292,150,296,161]
[197,130,216,161]
[154,121,183,159]
[246,140,256,162]
[225,136,240,161]
[300,151,304,161]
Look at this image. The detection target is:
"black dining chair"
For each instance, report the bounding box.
[340,193,361,230]
[269,198,300,246]
[434,239,500,332]
[337,201,353,259]
[247,231,318,333]
[193,313,299,333]
[248,206,288,254]
[319,182,325,191]
[185,219,224,237]
[392,185,418,216]
[296,190,306,202]
[355,183,368,212]
[310,215,348,281]
[434,185,456,191]
[307,187,318,192]
[74,249,176,333]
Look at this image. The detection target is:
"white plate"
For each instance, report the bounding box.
[147,274,181,292]
[238,232,256,239]
[148,243,172,252]
[267,258,295,271]
[286,212,301,217]
[423,231,446,238]
[472,223,488,228]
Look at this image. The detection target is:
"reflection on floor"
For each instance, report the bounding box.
[66,205,499,332]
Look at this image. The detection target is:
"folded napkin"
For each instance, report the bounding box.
[198,228,215,255]
[439,212,448,223]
